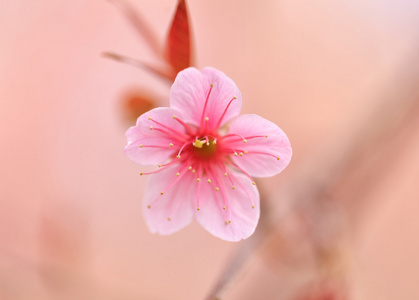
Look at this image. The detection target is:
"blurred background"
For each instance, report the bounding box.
[1,0,419,299]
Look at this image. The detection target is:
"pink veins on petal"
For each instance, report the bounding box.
[124,67,292,241]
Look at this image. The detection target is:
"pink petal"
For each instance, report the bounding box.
[226,114,292,177]
[170,67,242,130]
[124,107,186,165]
[143,163,195,235]
[195,170,260,242]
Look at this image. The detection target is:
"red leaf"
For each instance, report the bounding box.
[165,0,192,74]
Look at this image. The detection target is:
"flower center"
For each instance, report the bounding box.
[192,137,217,159]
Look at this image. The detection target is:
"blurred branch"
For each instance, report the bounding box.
[206,59,419,299]
[103,52,175,82]
[107,0,161,56]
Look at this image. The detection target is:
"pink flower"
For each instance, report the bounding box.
[125,67,292,241]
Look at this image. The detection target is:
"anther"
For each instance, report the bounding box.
[188,166,192,170]
[149,126,153,130]
[139,144,143,148]
[197,207,200,211]
[252,182,256,185]
[193,139,204,148]
[140,172,144,176]
[212,140,217,145]
[234,152,238,156]
[148,116,151,120]
[192,169,196,173]
[252,205,255,208]
[223,206,226,210]
[167,217,171,221]
[228,220,232,223]
[169,143,173,147]
[158,164,162,168]
[210,83,214,87]
[176,155,181,159]
[277,157,280,160]
[207,179,211,183]
[215,187,219,191]
[176,173,180,176]
[172,115,177,119]
[239,153,243,156]
[224,221,228,224]
[243,139,247,143]
[244,151,248,154]
[265,135,268,138]
[160,192,164,195]
[196,178,201,182]
[224,173,228,177]
[232,186,236,189]
[205,116,209,122]
[147,205,151,209]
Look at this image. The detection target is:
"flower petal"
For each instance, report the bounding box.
[225,114,292,177]
[195,170,260,242]
[124,107,187,165]
[170,67,242,130]
[143,163,195,235]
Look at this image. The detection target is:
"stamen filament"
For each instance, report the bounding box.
[140,144,175,149]
[173,115,196,136]
[152,127,188,143]
[229,171,255,208]
[215,96,237,129]
[177,142,190,158]
[229,161,256,185]
[245,151,280,160]
[149,118,189,139]
[200,84,214,127]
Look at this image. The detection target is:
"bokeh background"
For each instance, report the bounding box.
[1,0,419,299]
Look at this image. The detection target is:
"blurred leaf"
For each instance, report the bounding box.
[121,89,157,124]
[165,0,191,73]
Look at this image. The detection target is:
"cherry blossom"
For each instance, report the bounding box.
[125,67,292,241]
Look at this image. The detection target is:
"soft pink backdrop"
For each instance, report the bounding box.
[1,0,419,299]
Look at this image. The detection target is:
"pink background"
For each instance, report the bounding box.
[1,0,419,299]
